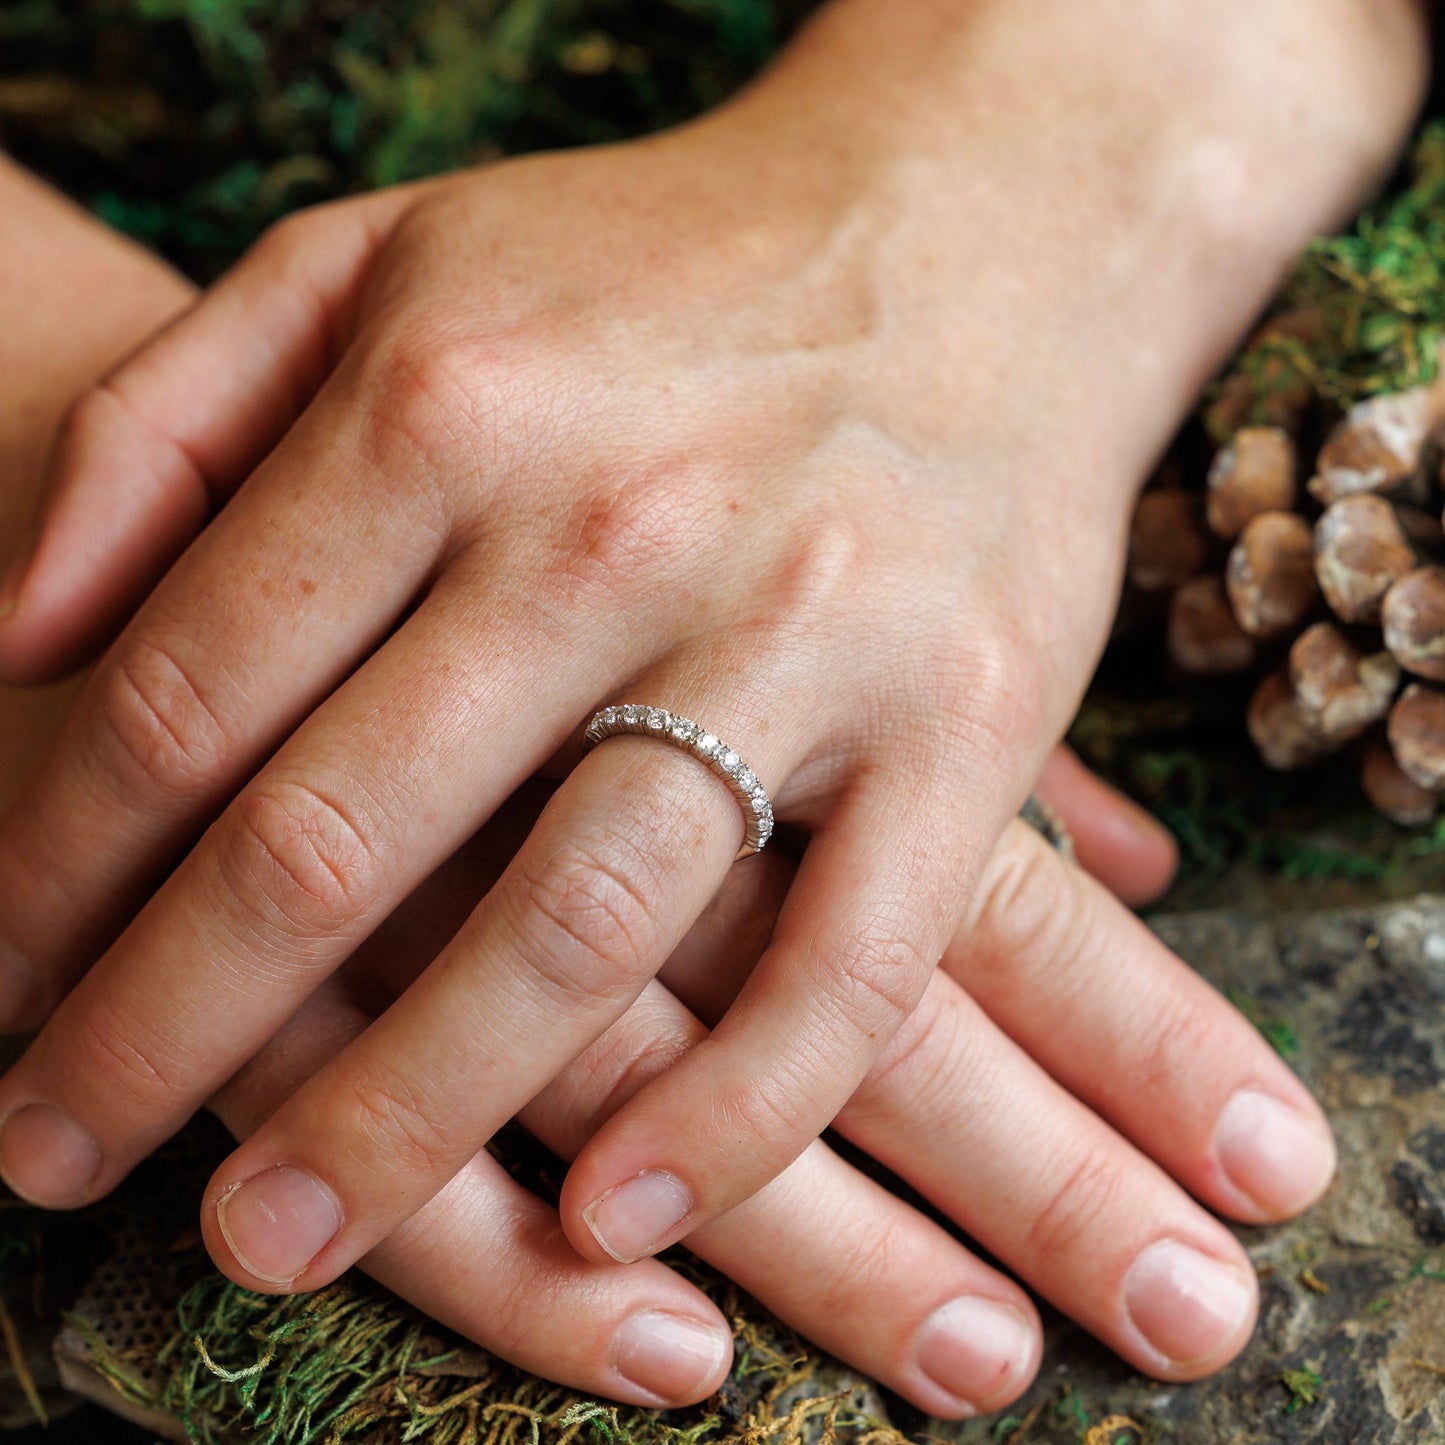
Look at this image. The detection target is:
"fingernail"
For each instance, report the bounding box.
[583,1170,693,1264]
[216,1165,343,1285]
[0,1103,101,1205]
[1124,1239,1254,1368]
[611,1310,730,1404]
[0,529,37,622]
[1214,1088,1336,1217]
[915,1296,1035,1415]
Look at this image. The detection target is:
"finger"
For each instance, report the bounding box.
[561,745,1005,1266]
[0,341,476,1031]
[209,981,734,1408]
[0,551,679,1200]
[1033,744,1178,906]
[521,984,1042,1419]
[0,189,417,683]
[829,958,1258,1382]
[664,816,1329,1229]
[943,820,1335,1224]
[661,820,1319,1378]
[0,156,194,505]
[182,691,811,1290]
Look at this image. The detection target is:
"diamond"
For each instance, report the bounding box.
[751,794,768,814]
[622,704,644,724]
[646,708,667,730]
[670,717,696,741]
[697,733,719,755]
[736,768,756,791]
[601,707,619,725]
[718,748,739,771]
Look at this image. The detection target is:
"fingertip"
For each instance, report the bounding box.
[911,1294,1041,1419]
[207,1162,345,1293]
[1211,1087,1337,1224]
[610,1307,734,1407]
[1035,746,1178,906]
[570,1167,697,1266]
[0,1101,103,1209]
[1122,1237,1257,1381]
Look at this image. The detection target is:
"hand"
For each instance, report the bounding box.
[0,0,1420,1343]
[0,153,194,818]
[208,777,1317,1412]
[0,147,1279,1417]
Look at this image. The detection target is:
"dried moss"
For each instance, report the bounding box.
[1,1122,903,1445]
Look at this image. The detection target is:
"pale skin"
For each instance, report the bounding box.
[0,159,1229,1416]
[0,0,1430,1415]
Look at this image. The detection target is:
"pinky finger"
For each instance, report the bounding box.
[1033,744,1178,907]
[208,981,734,1409]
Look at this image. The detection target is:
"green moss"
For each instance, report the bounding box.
[1224,988,1300,1060]
[0,0,816,277]
[1212,120,1445,431]
[1279,1366,1323,1414]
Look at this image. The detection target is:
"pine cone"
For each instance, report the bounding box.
[1136,388,1445,826]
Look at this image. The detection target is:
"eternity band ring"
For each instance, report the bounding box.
[581,705,774,857]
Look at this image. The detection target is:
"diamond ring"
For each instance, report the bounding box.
[581,705,773,856]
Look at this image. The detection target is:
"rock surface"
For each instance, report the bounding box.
[932,893,1445,1445]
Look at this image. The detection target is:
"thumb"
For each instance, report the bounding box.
[0,187,418,683]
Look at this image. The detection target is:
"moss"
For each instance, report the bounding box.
[0,0,817,278]
[1211,121,1445,432]
[1279,1366,1323,1414]
[4,1122,905,1445]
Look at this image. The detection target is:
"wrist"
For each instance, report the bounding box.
[697,1,1429,487]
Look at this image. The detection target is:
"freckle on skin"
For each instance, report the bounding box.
[298,578,317,596]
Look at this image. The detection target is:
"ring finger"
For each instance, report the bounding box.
[190,661,818,1289]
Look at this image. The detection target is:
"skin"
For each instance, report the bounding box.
[0,158,1242,1415]
[0,0,1429,1411]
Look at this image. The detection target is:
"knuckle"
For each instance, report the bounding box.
[932,629,1044,769]
[357,326,564,506]
[758,508,867,625]
[97,634,231,802]
[812,1213,910,1317]
[357,328,493,485]
[852,983,965,1111]
[57,375,212,521]
[53,382,112,460]
[1022,1148,1125,1264]
[824,912,933,1044]
[1130,992,1222,1101]
[967,824,1092,985]
[515,834,666,1006]
[546,466,704,602]
[70,1001,188,1111]
[706,1067,812,1160]
[252,207,326,266]
[224,778,380,942]
[345,1067,456,1178]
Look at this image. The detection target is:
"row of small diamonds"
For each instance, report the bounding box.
[587,705,773,850]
